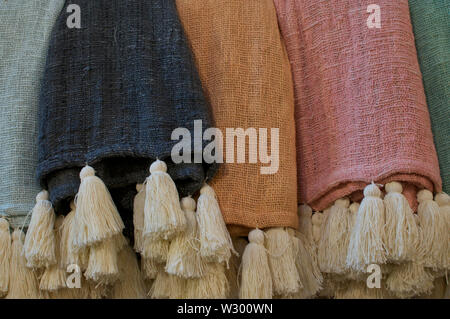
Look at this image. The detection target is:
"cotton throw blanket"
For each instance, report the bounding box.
[176,0,298,235]
[38,0,217,214]
[274,0,442,211]
[409,0,450,194]
[0,0,65,227]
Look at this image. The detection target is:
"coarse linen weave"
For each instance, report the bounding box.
[177,0,298,235]
[274,0,441,211]
[38,0,217,214]
[409,0,450,194]
[0,0,65,227]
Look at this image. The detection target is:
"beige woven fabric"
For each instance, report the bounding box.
[176,0,298,234]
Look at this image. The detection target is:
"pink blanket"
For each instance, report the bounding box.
[274,0,441,211]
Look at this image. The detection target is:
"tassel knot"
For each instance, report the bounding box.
[36,190,49,201]
[150,159,167,173]
[385,181,402,193]
[80,165,96,179]
[181,196,196,212]
[335,198,350,208]
[248,229,264,245]
[417,189,433,202]
[364,183,382,197]
[435,192,450,206]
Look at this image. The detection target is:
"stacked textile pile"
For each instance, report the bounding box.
[0,0,224,299]
[0,0,448,300]
[274,0,448,299]
[38,0,217,214]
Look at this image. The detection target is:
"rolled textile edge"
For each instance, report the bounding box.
[306,171,441,212]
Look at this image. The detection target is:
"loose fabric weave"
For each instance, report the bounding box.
[177,0,298,234]
[274,0,442,211]
[0,0,65,227]
[409,0,450,194]
[38,0,217,214]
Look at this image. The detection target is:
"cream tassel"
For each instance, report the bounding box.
[141,258,161,281]
[239,229,272,299]
[347,183,386,272]
[151,270,186,299]
[346,203,364,281]
[133,183,145,253]
[348,202,359,229]
[298,204,314,244]
[23,190,56,269]
[60,201,89,271]
[318,198,351,274]
[288,229,322,298]
[143,160,186,241]
[84,234,125,285]
[6,229,41,299]
[196,184,236,265]
[166,197,204,278]
[88,280,111,299]
[434,192,450,270]
[444,279,450,299]
[51,274,94,299]
[311,211,323,244]
[384,182,418,263]
[0,218,11,297]
[111,244,147,299]
[142,236,169,263]
[386,262,434,298]
[418,277,446,299]
[266,227,302,296]
[301,209,321,277]
[40,215,67,292]
[185,263,229,299]
[227,237,247,299]
[335,280,387,299]
[417,189,447,270]
[73,165,124,248]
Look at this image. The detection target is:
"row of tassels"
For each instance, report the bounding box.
[132,161,323,299]
[132,160,236,298]
[311,182,449,299]
[0,164,448,298]
[0,159,324,299]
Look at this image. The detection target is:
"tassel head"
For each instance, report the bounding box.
[239,229,272,299]
[23,190,56,269]
[143,160,186,240]
[73,165,125,248]
[196,184,235,265]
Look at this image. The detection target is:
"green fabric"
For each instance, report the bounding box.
[409,0,450,193]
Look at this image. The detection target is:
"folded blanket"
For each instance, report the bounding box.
[409,0,450,194]
[176,0,298,234]
[0,0,65,227]
[38,0,217,214]
[274,0,441,211]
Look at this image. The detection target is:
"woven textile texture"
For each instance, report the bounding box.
[38,0,217,214]
[409,0,450,194]
[177,0,298,234]
[0,0,65,227]
[274,0,442,211]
